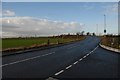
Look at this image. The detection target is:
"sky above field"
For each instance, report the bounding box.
[1,2,118,37]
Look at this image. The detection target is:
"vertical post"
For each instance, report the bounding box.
[104,14,106,35]
[103,14,107,46]
[96,24,98,36]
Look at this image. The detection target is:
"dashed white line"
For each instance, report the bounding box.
[68,45,79,49]
[73,61,78,64]
[79,58,83,61]
[0,52,55,67]
[86,53,89,56]
[54,45,99,76]
[66,65,72,69]
[91,51,94,52]
[46,77,58,80]
[89,52,92,54]
[83,55,87,58]
[55,70,64,76]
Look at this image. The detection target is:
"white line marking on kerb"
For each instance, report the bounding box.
[0,52,55,67]
[55,70,64,76]
[66,65,72,69]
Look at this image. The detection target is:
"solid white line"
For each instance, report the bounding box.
[55,70,64,76]
[73,61,78,65]
[0,52,55,67]
[66,65,72,69]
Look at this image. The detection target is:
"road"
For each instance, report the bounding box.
[2,36,119,79]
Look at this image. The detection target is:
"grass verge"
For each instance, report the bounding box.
[2,35,85,52]
[101,36,120,49]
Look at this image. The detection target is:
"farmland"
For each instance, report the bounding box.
[2,35,85,52]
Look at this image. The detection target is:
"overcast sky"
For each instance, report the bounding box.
[1,2,118,38]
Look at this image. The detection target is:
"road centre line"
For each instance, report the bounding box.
[55,70,64,76]
[54,45,99,76]
[83,55,87,58]
[86,53,89,56]
[68,45,79,49]
[0,52,55,67]
[79,58,83,61]
[73,61,78,64]
[66,65,72,69]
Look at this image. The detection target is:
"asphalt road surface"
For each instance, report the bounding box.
[2,36,119,79]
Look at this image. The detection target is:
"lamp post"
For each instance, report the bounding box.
[104,14,106,36]
[96,24,98,36]
[103,14,107,46]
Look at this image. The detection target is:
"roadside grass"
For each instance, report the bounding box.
[0,39,1,51]
[101,36,120,49]
[2,36,85,52]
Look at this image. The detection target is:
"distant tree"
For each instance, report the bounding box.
[92,33,96,36]
[68,33,71,36]
[86,32,90,35]
[76,32,80,35]
[80,31,85,35]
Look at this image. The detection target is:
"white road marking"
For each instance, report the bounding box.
[79,58,83,61]
[0,52,55,67]
[83,55,87,58]
[89,52,92,54]
[86,54,89,56]
[68,45,79,49]
[46,77,58,80]
[89,46,99,54]
[54,45,99,76]
[73,61,78,64]
[66,65,72,69]
[55,70,64,76]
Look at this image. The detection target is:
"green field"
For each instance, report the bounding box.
[2,36,85,51]
[101,36,120,49]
